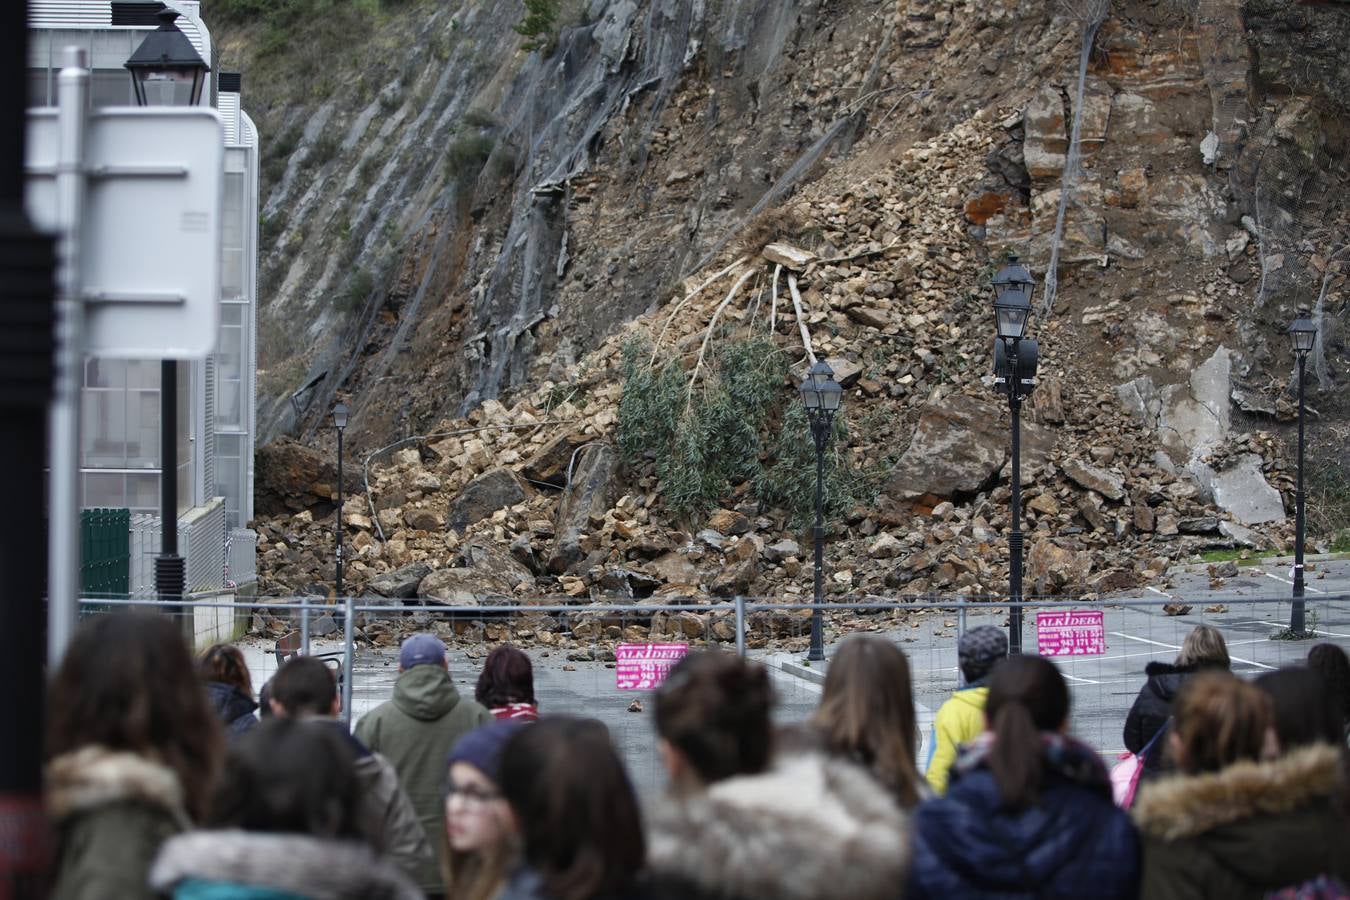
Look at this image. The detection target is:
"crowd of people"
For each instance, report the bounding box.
[44,611,1350,899]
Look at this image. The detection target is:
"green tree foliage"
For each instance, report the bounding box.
[514,0,559,52]
[617,338,881,525]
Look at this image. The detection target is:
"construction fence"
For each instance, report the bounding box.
[75,591,1350,796]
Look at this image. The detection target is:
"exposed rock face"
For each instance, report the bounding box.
[418,541,534,604]
[1192,455,1285,526]
[255,438,360,516]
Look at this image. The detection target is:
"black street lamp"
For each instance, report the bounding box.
[1288,310,1316,635]
[990,256,1039,655]
[334,402,349,599]
[799,359,843,662]
[128,14,208,607]
[124,9,210,107]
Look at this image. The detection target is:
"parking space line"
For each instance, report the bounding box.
[1061,672,1101,685]
[1263,572,1326,594]
[1256,621,1350,640]
[1110,631,1275,670]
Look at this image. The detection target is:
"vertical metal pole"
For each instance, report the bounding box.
[734,594,746,659]
[300,597,311,656]
[47,47,89,667]
[1291,353,1306,634]
[342,593,355,726]
[154,360,186,615]
[335,425,344,599]
[808,422,826,662]
[2,4,59,891]
[1008,360,1024,656]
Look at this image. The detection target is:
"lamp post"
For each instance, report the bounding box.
[334,402,349,599]
[990,256,1038,655]
[127,8,209,610]
[1288,310,1316,635]
[799,359,843,662]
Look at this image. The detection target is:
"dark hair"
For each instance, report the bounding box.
[475,645,535,708]
[1256,667,1344,751]
[984,655,1069,812]
[269,656,338,717]
[1173,671,1272,774]
[811,636,923,807]
[498,718,644,900]
[654,651,773,785]
[212,718,359,838]
[47,612,224,822]
[1307,643,1350,727]
[198,643,253,697]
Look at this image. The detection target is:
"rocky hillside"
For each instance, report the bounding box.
[227,0,1350,616]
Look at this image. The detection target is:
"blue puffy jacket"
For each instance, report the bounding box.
[908,736,1140,900]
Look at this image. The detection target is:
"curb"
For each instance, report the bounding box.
[763,651,827,686]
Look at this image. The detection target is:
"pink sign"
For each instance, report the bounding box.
[615,643,688,690]
[1036,610,1106,657]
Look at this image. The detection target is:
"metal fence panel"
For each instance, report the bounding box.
[72,592,1350,799]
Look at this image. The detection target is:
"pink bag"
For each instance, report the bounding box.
[1110,752,1143,807]
[1111,720,1169,808]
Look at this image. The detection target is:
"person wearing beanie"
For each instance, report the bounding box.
[924,626,1009,795]
[356,633,493,899]
[443,721,526,900]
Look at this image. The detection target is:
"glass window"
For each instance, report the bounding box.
[83,471,125,509]
[85,359,127,390]
[28,69,52,108]
[127,473,159,513]
[92,68,134,107]
[82,389,126,467]
[127,388,159,467]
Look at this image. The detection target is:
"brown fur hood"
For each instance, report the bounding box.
[46,745,189,827]
[646,750,910,900]
[1133,743,1345,841]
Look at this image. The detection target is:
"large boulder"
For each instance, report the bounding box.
[520,430,589,486]
[548,444,618,574]
[368,562,432,599]
[446,468,529,531]
[418,541,534,605]
[885,396,1054,504]
[1061,458,1126,502]
[1026,540,1093,596]
[1190,454,1285,525]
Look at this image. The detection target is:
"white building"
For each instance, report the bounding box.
[28,0,259,595]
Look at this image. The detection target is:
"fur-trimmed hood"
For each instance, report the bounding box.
[646,750,909,900]
[46,746,189,827]
[150,830,423,900]
[1133,743,1344,841]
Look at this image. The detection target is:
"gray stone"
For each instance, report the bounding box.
[763,539,801,563]
[885,396,1008,502]
[1190,454,1285,525]
[1219,519,1263,548]
[369,562,432,598]
[1118,348,1232,465]
[447,468,529,530]
[520,430,588,486]
[1178,516,1220,534]
[418,542,532,603]
[548,444,618,574]
[1061,458,1126,502]
[696,529,727,550]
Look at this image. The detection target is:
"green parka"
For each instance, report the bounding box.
[354,663,493,894]
[47,746,190,900]
[1133,742,1350,900]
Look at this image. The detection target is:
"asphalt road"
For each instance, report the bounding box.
[238,556,1350,793]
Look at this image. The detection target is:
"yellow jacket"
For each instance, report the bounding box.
[924,685,989,795]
